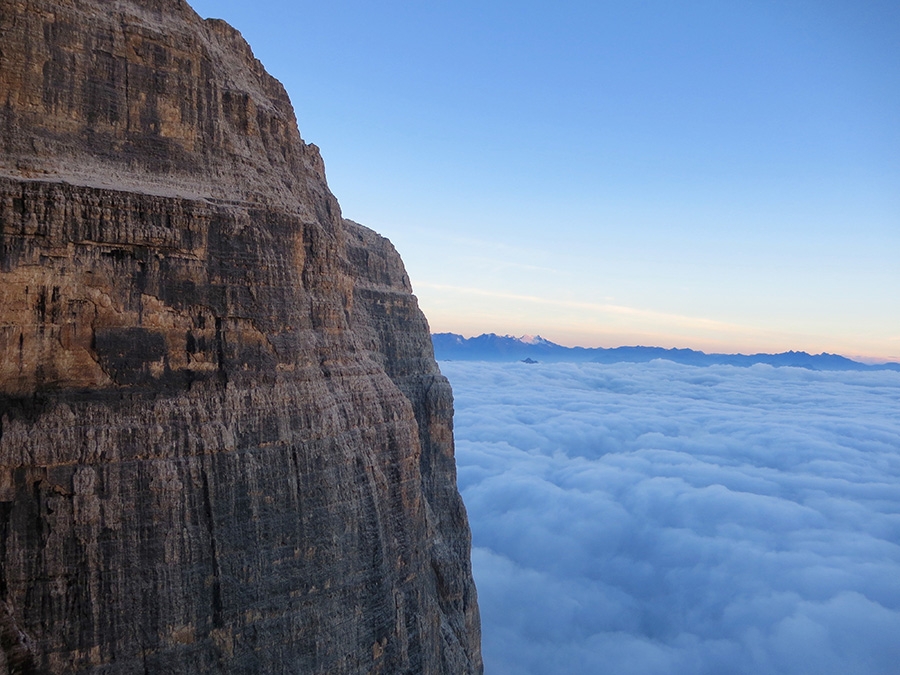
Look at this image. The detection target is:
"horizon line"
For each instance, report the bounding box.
[431,331,900,366]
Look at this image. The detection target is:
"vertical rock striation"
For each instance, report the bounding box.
[0,0,481,672]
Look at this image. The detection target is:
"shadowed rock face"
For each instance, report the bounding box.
[0,1,481,673]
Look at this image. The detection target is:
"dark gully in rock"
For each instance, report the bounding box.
[0,0,481,672]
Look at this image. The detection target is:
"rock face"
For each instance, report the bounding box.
[0,1,481,673]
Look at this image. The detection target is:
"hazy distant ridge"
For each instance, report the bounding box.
[432,333,900,371]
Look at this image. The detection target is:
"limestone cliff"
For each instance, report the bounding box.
[0,1,482,672]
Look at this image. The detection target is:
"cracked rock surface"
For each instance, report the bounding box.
[0,0,481,672]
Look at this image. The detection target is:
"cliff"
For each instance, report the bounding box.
[0,1,481,672]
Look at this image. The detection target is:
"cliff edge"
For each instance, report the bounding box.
[0,0,481,672]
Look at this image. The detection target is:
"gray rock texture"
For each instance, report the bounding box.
[0,0,482,672]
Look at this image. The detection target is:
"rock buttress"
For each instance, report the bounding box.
[0,0,482,672]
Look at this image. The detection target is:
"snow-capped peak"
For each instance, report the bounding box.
[519,335,551,345]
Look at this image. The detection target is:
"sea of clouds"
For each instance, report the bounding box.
[442,360,900,674]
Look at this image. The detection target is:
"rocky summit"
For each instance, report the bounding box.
[0,1,481,672]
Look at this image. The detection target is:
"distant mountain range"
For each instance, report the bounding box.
[432,333,900,371]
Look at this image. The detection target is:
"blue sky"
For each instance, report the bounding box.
[189,0,899,361]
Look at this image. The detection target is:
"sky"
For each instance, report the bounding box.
[444,359,900,674]
[188,0,900,361]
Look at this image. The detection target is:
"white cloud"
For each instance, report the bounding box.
[418,282,747,331]
[444,360,900,674]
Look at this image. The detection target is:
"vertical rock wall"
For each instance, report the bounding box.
[0,1,481,672]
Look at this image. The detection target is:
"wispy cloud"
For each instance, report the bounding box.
[419,282,750,333]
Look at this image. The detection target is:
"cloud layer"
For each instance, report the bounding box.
[443,360,900,674]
